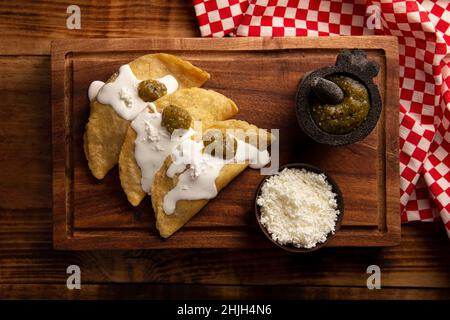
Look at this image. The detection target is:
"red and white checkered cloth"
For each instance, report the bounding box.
[193,0,450,237]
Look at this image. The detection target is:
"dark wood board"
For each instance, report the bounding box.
[51,36,400,250]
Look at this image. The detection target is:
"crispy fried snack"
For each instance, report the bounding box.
[151,119,272,238]
[84,53,210,179]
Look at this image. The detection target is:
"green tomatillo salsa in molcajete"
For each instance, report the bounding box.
[310,75,370,135]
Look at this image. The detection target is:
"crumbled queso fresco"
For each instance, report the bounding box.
[257,168,339,249]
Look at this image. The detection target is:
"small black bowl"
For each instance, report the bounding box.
[254,163,345,253]
[295,49,382,146]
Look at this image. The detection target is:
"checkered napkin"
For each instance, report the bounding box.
[193,0,450,237]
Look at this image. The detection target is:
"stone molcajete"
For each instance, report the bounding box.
[295,49,382,145]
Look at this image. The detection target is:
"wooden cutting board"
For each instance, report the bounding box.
[52,37,400,250]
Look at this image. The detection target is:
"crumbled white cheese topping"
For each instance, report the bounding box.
[144,120,160,142]
[189,162,205,179]
[119,88,134,109]
[256,168,339,249]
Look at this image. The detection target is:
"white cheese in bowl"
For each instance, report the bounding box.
[256,168,339,249]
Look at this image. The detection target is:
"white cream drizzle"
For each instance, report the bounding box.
[163,136,270,215]
[157,75,179,95]
[93,64,178,121]
[88,81,105,101]
[131,104,193,194]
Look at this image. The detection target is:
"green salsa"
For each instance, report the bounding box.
[161,105,193,133]
[138,79,167,102]
[310,75,370,135]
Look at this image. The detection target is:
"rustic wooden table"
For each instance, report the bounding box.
[0,1,449,300]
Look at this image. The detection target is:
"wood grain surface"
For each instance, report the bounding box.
[52,37,400,249]
[0,0,449,299]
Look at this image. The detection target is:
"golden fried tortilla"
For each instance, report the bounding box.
[151,119,272,238]
[84,53,210,179]
[119,88,239,206]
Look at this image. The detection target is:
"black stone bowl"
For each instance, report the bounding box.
[254,163,345,253]
[295,50,382,146]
